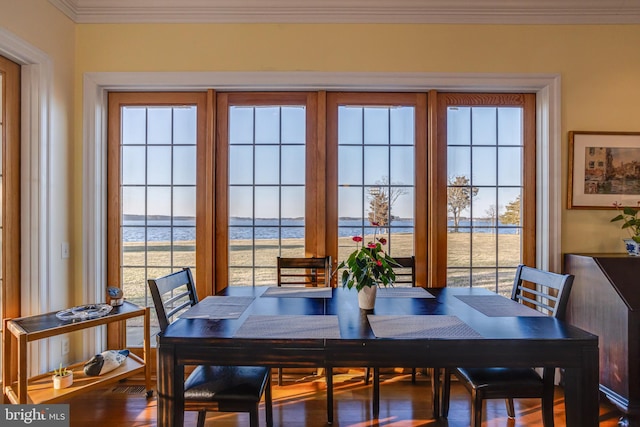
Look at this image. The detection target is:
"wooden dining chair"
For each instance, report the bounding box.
[148,268,273,427]
[441,264,575,427]
[364,257,439,418]
[275,256,332,388]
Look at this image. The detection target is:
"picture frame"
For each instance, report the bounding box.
[568,131,640,209]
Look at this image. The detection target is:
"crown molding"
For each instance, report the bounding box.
[49,0,640,24]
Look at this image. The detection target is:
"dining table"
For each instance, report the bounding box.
[156,285,599,427]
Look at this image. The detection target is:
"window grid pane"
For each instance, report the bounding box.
[120,105,198,345]
[338,106,415,270]
[446,106,523,296]
[228,105,306,286]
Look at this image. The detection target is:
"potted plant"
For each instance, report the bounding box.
[611,201,640,255]
[52,363,73,389]
[336,223,399,310]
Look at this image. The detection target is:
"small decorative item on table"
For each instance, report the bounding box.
[107,286,124,306]
[611,201,640,256]
[56,303,113,321]
[52,363,73,389]
[335,222,399,310]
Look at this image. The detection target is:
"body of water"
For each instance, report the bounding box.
[122,217,517,242]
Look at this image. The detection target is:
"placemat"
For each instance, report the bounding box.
[377,287,435,298]
[178,296,255,319]
[261,286,332,298]
[367,315,482,338]
[234,315,341,339]
[455,295,547,317]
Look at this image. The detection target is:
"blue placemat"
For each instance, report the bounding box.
[368,315,482,338]
[377,287,435,298]
[455,295,547,317]
[178,296,255,319]
[261,286,332,298]
[234,315,340,339]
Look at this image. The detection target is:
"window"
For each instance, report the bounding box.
[108,90,535,348]
[327,93,427,285]
[215,92,318,290]
[108,92,206,345]
[439,93,535,295]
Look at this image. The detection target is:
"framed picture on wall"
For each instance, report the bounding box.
[568,131,640,209]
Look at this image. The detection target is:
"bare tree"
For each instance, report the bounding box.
[485,204,497,232]
[367,176,408,226]
[447,175,479,232]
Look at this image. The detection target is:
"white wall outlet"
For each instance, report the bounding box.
[61,337,69,355]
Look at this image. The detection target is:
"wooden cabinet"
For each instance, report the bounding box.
[564,253,640,426]
[2,301,151,404]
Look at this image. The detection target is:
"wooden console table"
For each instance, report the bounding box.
[2,301,151,404]
[565,253,640,427]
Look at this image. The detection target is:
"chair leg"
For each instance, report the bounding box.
[196,411,206,427]
[265,373,273,427]
[373,367,380,418]
[277,367,283,386]
[249,406,259,427]
[326,368,334,424]
[471,390,483,427]
[506,398,516,418]
[364,367,371,385]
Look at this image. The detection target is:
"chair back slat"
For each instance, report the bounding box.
[148,268,198,332]
[277,256,332,287]
[511,264,574,319]
[391,256,415,286]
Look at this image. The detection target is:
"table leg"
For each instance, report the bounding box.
[326,367,333,424]
[157,342,184,427]
[373,367,380,418]
[431,367,440,418]
[564,347,599,427]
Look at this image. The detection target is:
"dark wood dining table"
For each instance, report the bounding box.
[156,285,599,427]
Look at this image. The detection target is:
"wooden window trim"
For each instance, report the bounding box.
[435,92,536,287]
[107,91,208,349]
[214,92,319,293]
[325,92,428,286]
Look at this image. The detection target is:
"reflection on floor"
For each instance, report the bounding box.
[68,369,623,426]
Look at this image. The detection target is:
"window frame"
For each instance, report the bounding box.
[107,91,208,349]
[436,92,537,287]
[214,92,320,293]
[326,92,428,285]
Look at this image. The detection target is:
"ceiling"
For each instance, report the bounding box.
[48,0,640,24]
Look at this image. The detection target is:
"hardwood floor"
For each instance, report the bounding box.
[67,370,623,426]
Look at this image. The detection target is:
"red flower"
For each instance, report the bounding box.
[367,242,376,249]
[376,260,382,266]
[378,237,387,245]
[352,236,363,242]
[371,221,379,226]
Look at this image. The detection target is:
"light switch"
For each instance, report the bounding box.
[61,242,70,259]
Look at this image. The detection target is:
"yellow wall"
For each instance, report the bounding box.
[0,0,76,310]
[74,23,640,256]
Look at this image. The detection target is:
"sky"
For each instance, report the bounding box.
[120,104,524,223]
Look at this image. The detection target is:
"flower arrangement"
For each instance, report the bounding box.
[611,201,640,243]
[336,223,400,292]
